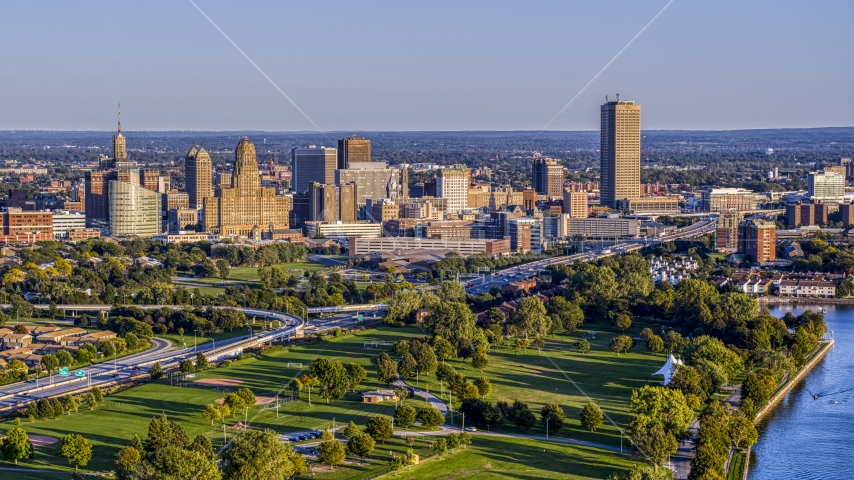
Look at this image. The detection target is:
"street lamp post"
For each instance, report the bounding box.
[546,417,549,440]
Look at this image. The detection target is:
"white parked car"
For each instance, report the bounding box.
[464,427,477,432]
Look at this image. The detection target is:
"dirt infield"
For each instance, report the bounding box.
[192,378,244,387]
[30,435,58,447]
[215,396,277,406]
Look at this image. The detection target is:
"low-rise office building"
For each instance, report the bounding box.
[348,236,510,257]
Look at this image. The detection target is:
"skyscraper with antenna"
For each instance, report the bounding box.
[112,103,127,160]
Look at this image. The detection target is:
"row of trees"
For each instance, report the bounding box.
[1,428,92,471]
[113,413,306,479]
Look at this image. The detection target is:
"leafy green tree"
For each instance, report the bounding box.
[62,394,80,415]
[385,291,421,326]
[575,338,590,354]
[216,259,231,279]
[145,413,189,454]
[236,387,256,408]
[341,421,360,439]
[220,429,305,479]
[42,354,59,377]
[515,406,537,432]
[375,353,399,384]
[195,352,209,370]
[180,359,195,374]
[91,386,103,403]
[437,281,466,302]
[471,347,490,372]
[580,402,603,432]
[546,296,584,334]
[202,404,223,426]
[224,393,245,414]
[425,302,478,357]
[59,433,92,472]
[416,407,445,429]
[609,335,633,355]
[394,405,417,429]
[397,352,418,379]
[509,297,551,340]
[474,376,493,398]
[365,415,395,442]
[149,361,163,380]
[191,434,213,460]
[541,403,566,434]
[632,423,679,473]
[433,437,447,454]
[346,433,376,459]
[432,337,455,362]
[85,393,97,411]
[114,446,141,480]
[0,428,33,464]
[629,385,693,470]
[647,335,665,355]
[317,439,344,470]
[55,349,73,368]
[412,342,438,376]
[346,363,367,391]
[447,432,461,449]
[615,314,633,333]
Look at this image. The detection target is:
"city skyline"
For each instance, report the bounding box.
[1,1,852,131]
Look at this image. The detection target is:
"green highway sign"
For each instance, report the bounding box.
[73,370,86,377]
[357,314,363,321]
[58,367,69,377]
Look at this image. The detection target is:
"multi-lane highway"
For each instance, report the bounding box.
[467,219,715,295]
[0,307,305,411]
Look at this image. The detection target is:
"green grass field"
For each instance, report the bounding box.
[381,436,640,480]
[433,327,664,448]
[0,324,659,478]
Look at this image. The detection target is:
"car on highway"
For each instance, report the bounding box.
[465,426,477,432]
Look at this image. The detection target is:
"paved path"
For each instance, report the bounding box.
[393,379,448,415]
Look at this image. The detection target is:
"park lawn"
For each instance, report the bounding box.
[0,324,658,477]
[227,260,328,281]
[380,435,642,480]
[433,325,666,448]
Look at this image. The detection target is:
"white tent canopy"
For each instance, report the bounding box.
[652,354,683,385]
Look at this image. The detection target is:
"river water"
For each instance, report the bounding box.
[749,304,854,480]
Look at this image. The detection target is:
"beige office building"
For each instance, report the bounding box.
[563,190,588,218]
[437,165,469,214]
[600,99,641,208]
[185,146,213,209]
[109,181,162,237]
[203,137,290,237]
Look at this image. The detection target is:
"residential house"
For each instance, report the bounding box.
[1,333,32,349]
[778,279,837,298]
[74,330,117,346]
[36,328,87,344]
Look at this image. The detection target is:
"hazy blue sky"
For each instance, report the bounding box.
[1,0,852,131]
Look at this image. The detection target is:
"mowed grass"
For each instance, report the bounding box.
[381,435,641,480]
[429,326,664,448]
[192,260,329,286]
[0,324,658,478]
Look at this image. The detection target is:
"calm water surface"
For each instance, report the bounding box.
[749,304,854,480]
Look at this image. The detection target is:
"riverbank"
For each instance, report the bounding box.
[758,297,854,305]
[738,339,834,479]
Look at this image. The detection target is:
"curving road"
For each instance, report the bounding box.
[0,307,307,410]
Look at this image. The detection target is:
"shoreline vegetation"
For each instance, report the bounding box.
[731,339,833,480]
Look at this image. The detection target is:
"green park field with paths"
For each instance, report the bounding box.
[0,324,662,478]
[381,435,642,480]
